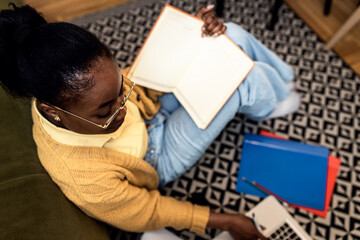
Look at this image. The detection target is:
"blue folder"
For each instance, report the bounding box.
[236,133,329,210]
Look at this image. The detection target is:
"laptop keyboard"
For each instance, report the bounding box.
[269,222,302,240]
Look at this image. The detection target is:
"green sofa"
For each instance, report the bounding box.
[0,88,110,239]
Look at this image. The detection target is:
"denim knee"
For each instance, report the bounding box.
[225,22,252,55]
[237,64,278,119]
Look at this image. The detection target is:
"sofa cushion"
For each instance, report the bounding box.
[0,88,109,240]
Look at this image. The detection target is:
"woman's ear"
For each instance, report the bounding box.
[38,102,61,120]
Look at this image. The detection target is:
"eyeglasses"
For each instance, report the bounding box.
[51,75,135,129]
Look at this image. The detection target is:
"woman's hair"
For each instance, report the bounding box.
[0,3,112,107]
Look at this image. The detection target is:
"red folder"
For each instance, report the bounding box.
[259,130,340,218]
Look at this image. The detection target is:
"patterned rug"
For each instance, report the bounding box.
[70,0,360,239]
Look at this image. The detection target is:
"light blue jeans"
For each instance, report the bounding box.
[144,22,294,186]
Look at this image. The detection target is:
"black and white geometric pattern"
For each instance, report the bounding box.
[72,0,360,239]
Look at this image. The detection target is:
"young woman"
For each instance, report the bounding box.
[0,3,300,240]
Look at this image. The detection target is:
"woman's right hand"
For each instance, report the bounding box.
[195,5,227,37]
[207,212,267,240]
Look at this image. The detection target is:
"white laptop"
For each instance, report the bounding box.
[141,196,312,240]
[214,196,312,240]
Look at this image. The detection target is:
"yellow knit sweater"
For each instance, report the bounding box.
[31,83,210,233]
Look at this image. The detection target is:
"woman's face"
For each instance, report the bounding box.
[49,56,127,135]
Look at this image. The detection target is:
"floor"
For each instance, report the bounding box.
[25,0,360,76]
[25,0,134,22]
[284,0,360,76]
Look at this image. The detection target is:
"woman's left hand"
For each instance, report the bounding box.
[195,5,227,38]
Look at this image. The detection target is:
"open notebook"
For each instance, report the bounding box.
[128,4,254,129]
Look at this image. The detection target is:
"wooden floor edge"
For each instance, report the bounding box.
[284,0,360,77]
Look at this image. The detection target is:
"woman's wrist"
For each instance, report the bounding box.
[207,212,232,231]
[206,212,267,240]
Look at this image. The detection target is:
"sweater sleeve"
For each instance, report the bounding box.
[75,176,210,233]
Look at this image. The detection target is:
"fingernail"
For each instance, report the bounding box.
[202,27,205,31]
[207,4,215,9]
[214,33,219,37]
